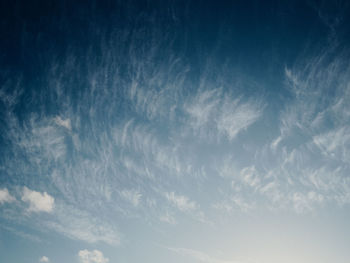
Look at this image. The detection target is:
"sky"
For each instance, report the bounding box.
[1,0,350,262]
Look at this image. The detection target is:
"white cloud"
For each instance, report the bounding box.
[259,181,283,204]
[212,202,233,213]
[185,89,262,141]
[284,67,300,92]
[54,116,72,131]
[120,189,141,207]
[313,127,350,162]
[217,99,262,141]
[21,187,54,213]
[114,120,159,157]
[291,191,324,213]
[231,196,255,212]
[0,188,15,204]
[165,192,198,212]
[6,114,68,167]
[45,203,120,246]
[185,89,220,128]
[240,166,260,189]
[270,136,282,150]
[78,249,109,263]
[160,212,177,225]
[39,256,50,262]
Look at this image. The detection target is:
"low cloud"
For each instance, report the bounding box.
[21,187,54,213]
[78,249,109,263]
[39,256,50,262]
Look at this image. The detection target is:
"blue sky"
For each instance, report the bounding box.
[1,1,350,263]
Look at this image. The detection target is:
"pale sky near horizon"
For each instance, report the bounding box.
[1,1,350,263]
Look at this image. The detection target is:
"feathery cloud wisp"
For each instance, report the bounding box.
[120,189,142,207]
[165,192,198,212]
[0,188,16,204]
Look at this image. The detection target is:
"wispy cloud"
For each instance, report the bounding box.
[185,89,221,130]
[240,166,260,189]
[47,203,120,246]
[257,47,350,212]
[165,192,198,212]
[217,98,262,141]
[1,9,350,259]
[313,126,350,162]
[54,116,72,131]
[290,191,324,214]
[184,89,263,141]
[120,189,142,207]
[159,211,177,225]
[0,188,16,204]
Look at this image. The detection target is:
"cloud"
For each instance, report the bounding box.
[46,203,120,246]
[217,99,262,141]
[39,256,50,262]
[54,116,72,131]
[212,201,233,213]
[290,191,324,213]
[120,189,142,207]
[185,89,262,141]
[159,212,177,225]
[231,196,255,212]
[247,48,350,213]
[313,127,350,162]
[165,192,198,212]
[2,17,350,258]
[78,249,109,263]
[0,188,16,204]
[185,89,220,128]
[21,187,54,213]
[240,166,260,189]
[270,136,282,150]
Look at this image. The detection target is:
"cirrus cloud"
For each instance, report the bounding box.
[0,188,16,204]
